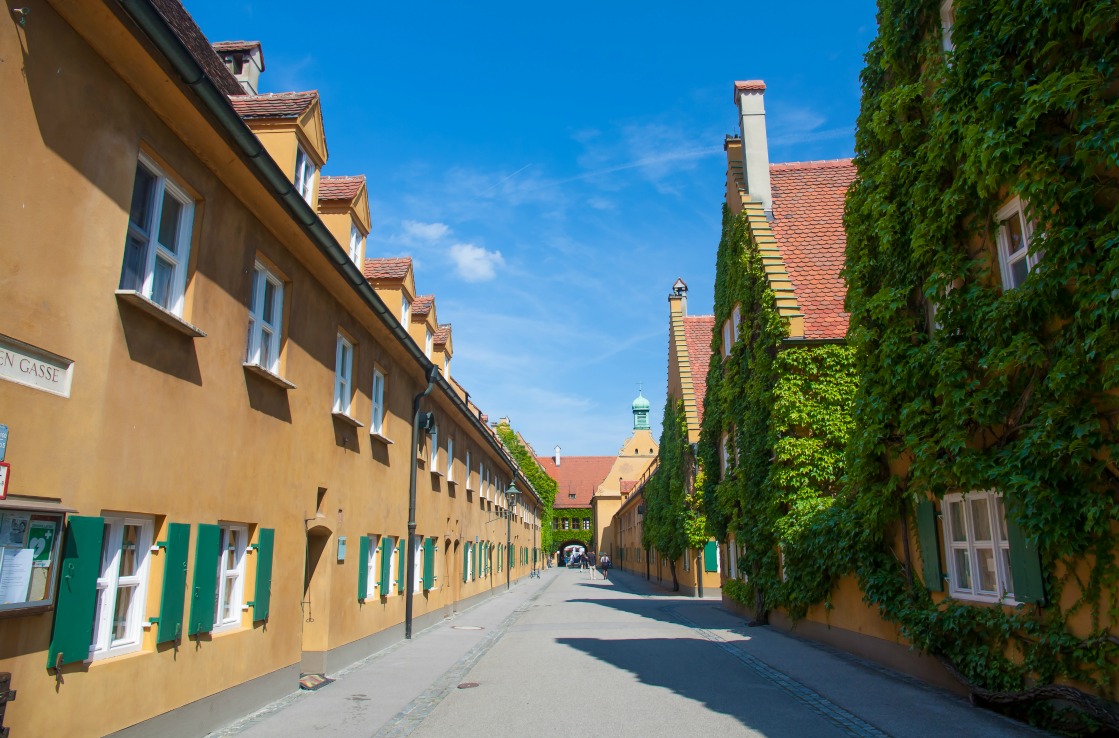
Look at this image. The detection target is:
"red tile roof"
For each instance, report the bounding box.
[150,0,243,97]
[769,159,855,340]
[620,480,637,496]
[363,257,412,281]
[433,324,451,346]
[212,40,261,53]
[318,175,365,202]
[411,295,434,317]
[683,315,715,424]
[229,90,318,119]
[734,80,767,96]
[536,456,615,508]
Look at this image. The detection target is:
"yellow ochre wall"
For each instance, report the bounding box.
[0,3,538,736]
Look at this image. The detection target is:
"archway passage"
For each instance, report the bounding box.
[555,539,589,567]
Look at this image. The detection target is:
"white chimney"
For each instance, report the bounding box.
[554,445,562,466]
[215,41,265,95]
[734,80,772,218]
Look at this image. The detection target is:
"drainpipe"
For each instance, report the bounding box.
[405,366,438,639]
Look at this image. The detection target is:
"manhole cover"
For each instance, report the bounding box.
[452,625,484,630]
[458,682,480,689]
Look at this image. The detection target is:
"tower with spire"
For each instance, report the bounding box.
[632,385,651,431]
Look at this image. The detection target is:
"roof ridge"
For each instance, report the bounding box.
[770,158,854,171]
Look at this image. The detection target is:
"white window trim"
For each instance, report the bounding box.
[446,436,455,482]
[401,295,410,326]
[722,320,733,358]
[387,536,399,595]
[466,450,474,491]
[425,328,433,358]
[940,0,955,52]
[365,534,380,599]
[720,432,730,480]
[413,538,424,593]
[370,367,386,435]
[90,516,154,661]
[430,424,441,473]
[996,196,1040,291]
[121,152,195,317]
[349,221,365,266]
[294,146,317,205]
[333,334,354,415]
[246,262,284,374]
[214,524,248,632]
[942,490,1017,604]
[731,304,741,344]
[465,544,474,583]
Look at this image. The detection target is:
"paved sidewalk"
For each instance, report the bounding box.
[207,570,558,738]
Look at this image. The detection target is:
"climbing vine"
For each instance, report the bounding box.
[699,205,858,620]
[838,1,1119,728]
[643,398,707,591]
[551,508,593,550]
[495,420,557,554]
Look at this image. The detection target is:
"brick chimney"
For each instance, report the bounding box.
[734,80,772,218]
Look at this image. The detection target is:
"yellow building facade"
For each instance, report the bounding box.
[0,2,540,736]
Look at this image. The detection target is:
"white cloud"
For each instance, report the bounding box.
[448,243,504,282]
[401,220,451,242]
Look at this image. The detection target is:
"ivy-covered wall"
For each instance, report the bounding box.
[840,0,1119,729]
[642,397,707,591]
[495,421,556,554]
[552,507,593,550]
[700,205,858,619]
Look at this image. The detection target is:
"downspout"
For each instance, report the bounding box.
[405,366,438,639]
[114,0,543,511]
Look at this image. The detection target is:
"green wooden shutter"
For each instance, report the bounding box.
[48,515,104,669]
[358,535,371,602]
[155,522,190,643]
[188,524,221,636]
[1006,516,1045,604]
[252,528,275,622]
[704,541,718,572]
[915,501,943,592]
[397,537,406,594]
[423,537,435,590]
[380,537,392,593]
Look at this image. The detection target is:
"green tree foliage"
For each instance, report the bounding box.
[840,0,1119,727]
[700,206,858,620]
[642,397,706,591]
[495,420,557,554]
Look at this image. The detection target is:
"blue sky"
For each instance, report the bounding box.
[188,1,878,455]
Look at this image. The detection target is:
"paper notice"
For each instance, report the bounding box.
[0,548,34,604]
[0,514,29,547]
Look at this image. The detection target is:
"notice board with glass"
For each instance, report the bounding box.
[0,497,70,615]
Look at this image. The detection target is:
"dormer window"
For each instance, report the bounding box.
[348,221,364,266]
[401,295,411,325]
[444,356,451,379]
[425,328,433,358]
[294,146,317,205]
[940,0,955,52]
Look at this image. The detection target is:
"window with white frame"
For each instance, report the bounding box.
[401,295,410,325]
[582,518,591,531]
[413,537,423,592]
[120,153,195,316]
[371,368,385,435]
[365,534,380,599]
[466,450,473,489]
[294,146,317,205]
[996,197,1039,291]
[722,319,733,358]
[720,432,730,479]
[465,544,474,582]
[214,525,247,631]
[348,221,364,266]
[444,356,451,379]
[425,328,433,358]
[333,334,354,414]
[562,518,570,530]
[943,491,1015,603]
[90,516,153,660]
[732,304,741,344]
[940,0,955,52]
[446,435,454,481]
[430,424,440,471]
[386,536,399,595]
[245,263,284,373]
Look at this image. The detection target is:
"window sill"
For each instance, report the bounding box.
[115,290,206,338]
[431,468,444,478]
[243,363,296,390]
[946,590,1019,607]
[369,431,394,445]
[332,411,364,428]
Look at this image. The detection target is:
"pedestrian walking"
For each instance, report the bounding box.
[600,553,610,579]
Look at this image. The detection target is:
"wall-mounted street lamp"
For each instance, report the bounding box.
[504,483,520,591]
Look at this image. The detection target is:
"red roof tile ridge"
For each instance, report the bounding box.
[149,0,243,97]
[212,40,261,51]
[770,158,855,171]
[362,257,412,281]
[433,324,451,345]
[411,295,434,315]
[734,80,767,92]
[318,175,366,201]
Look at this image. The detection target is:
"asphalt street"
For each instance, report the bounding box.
[213,566,1046,738]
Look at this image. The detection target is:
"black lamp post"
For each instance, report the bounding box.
[505,483,520,591]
